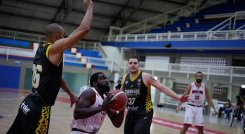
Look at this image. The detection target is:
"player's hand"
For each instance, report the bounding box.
[179,95,189,102]
[70,94,79,108]
[213,109,218,115]
[101,93,113,111]
[83,0,93,9]
[176,106,180,113]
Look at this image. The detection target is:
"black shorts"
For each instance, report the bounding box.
[7,94,51,134]
[124,109,153,134]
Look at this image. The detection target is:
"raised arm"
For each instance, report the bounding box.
[49,0,93,65]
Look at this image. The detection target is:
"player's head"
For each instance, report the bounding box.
[45,23,65,43]
[128,56,140,74]
[90,72,110,93]
[195,71,203,83]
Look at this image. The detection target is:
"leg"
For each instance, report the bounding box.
[218,107,224,118]
[7,107,23,134]
[181,105,193,134]
[196,126,204,134]
[124,112,135,134]
[180,124,190,134]
[133,110,153,134]
[195,107,204,134]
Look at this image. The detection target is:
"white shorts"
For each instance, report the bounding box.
[184,105,204,127]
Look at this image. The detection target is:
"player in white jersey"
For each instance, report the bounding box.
[176,71,217,134]
[70,72,125,134]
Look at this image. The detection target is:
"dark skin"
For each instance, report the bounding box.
[74,73,125,128]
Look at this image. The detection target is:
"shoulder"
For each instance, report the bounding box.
[78,87,96,105]
[82,87,96,96]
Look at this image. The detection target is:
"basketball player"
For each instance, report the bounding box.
[7,0,93,133]
[120,56,188,134]
[176,71,218,134]
[70,72,125,134]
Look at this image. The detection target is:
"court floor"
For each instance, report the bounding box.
[0,89,243,134]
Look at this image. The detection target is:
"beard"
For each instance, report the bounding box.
[196,79,202,83]
[97,84,110,94]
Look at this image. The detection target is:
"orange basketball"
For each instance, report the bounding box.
[109,90,128,111]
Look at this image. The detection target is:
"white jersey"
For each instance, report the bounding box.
[188,82,206,107]
[70,88,106,133]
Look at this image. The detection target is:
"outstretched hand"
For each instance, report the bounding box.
[70,94,79,108]
[213,109,218,115]
[176,106,180,113]
[179,95,189,102]
[83,0,93,8]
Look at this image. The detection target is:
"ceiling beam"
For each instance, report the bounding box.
[51,0,66,23]
[157,0,186,6]
[1,11,107,31]
[93,0,163,14]
[8,0,115,20]
[121,0,147,27]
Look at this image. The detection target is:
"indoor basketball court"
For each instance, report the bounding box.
[0,89,243,134]
[0,0,245,134]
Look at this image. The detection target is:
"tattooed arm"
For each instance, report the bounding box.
[143,72,180,100]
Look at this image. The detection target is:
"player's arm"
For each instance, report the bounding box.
[205,87,217,114]
[176,84,191,113]
[60,78,78,107]
[144,73,180,100]
[74,88,113,119]
[119,74,126,92]
[74,88,101,119]
[49,0,93,65]
[106,109,125,128]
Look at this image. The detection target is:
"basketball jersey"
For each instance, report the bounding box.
[32,43,63,106]
[70,88,106,133]
[188,82,206,106]
[123,71,152,114]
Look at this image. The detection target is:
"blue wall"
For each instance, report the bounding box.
[0,65,21,89]
[0,37,33,49]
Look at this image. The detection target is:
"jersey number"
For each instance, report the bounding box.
[128,98,136,105]
[32,64,42,88]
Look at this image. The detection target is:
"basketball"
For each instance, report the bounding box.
[109,90,128,111]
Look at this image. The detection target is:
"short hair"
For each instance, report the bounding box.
[89,72,104,87]
[45,23,63,37]
[195,71,203,77]
[128,56,140,62]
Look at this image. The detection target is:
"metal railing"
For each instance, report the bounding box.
[0,29,107,57]
[1,46,245,83]
[107,1,225,35]
[208,11,245,31]
[101,30,245,42]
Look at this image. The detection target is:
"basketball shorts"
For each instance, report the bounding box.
[7,94,51,134]
[124,109,153,134]
[184,105,204,127]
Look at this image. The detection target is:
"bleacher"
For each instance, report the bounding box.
[64,48,108,70]
[0,37,109,70]
[150,0,245,33]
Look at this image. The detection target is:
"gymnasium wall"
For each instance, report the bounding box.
[0,58,94,95]
[0,65,21,89]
